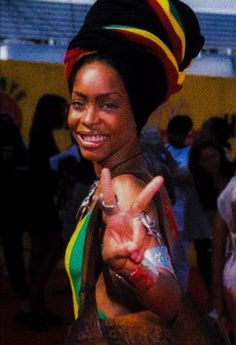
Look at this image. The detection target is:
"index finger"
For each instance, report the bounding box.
[99,168,117,206]
[131,176,164,214]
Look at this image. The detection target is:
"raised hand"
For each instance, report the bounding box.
[99,168,164,273]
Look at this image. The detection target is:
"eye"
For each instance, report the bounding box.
[102,102,118,111]
[70,100,85,111]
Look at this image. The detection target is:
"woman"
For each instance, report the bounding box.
[200,117,233,164]
[16,94,68,329]
[165,114,194,292]
[64,0,204,335]
[212,174,236,344]
[0,113,29,299]
[139,126,176,204]
[189,140,235,291]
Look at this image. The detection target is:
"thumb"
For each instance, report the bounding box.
[102,241,137,263]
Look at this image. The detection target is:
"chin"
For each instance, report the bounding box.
[80,149,102,162]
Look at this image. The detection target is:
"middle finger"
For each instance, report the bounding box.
[131,176,164,215]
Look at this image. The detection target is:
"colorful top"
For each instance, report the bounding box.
[64,207,107,320]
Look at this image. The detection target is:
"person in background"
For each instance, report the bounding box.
[63,0,204,341]
[139,126,176,204]
[200,117,234,164]
[49,137,96,243]
[212,172,236,344]
[165,114,193,168]
[165,114,192,292]
[0,112,29,299]
[56,152,96,243]
[189,139,235,292]
[49,142,81,173]
[16,94,68,329]
[165,114,211,292]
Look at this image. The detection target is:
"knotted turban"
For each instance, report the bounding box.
[64,0,204,132]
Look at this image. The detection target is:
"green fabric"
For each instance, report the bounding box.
[65,209,108,320]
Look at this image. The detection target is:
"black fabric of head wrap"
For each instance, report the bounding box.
[172,0,205,70]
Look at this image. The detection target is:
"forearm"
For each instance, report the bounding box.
[134,269,181,319]
[232,201,236,229]
[116,246,181,319]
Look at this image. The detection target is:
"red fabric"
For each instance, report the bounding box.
[147,0,183,64]
[64,48,96,81]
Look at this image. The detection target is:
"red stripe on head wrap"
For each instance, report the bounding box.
[64,48,96,82]
[147,0,183,64]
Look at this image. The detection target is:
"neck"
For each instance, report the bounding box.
[93,143,143,177]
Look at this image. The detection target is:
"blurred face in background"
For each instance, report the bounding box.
[198,146,221,176]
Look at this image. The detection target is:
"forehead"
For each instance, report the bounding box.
[73,60,126,92]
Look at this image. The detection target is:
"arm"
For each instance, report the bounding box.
[211,212,228,318]
[99,168,181,320]
[231,191,236,231]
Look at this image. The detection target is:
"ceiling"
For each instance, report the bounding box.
[29,0,236,14]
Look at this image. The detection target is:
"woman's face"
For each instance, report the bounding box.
[68,60,137,163]
[198,146,221,175]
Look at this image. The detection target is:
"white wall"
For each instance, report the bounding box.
[0,42,65,63]
[184,0,236,14]
[187,55,235,77]
[1,42,235,78]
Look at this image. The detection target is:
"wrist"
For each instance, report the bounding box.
[127,266,158,291]
[142,245,176,277]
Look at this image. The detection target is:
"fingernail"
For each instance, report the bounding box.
[128,243,137,254]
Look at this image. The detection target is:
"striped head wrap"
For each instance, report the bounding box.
[64,0,204,132]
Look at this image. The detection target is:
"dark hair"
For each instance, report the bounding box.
[68,52,166,134]
[29,94,68,171]
[30,94,68,136]
[167,114,193,148]
[201,117,231,149]
[189,139,235,180]
[0,112,27,165]
[188,139,235,210]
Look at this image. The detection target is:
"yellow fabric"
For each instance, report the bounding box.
[65,215,87,318]
[156,0,186,60]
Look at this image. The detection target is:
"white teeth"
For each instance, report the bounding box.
[82,135,107,143]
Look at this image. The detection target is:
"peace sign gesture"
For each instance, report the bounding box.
[99,168,164,273]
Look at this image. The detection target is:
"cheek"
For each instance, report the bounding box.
[116,109,136,132]
[112,116,131,136]
[67,110,78,130]
[113,117,136,144]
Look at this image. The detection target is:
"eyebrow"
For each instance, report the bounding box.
[71,91,86,99]
[71,91,121,99]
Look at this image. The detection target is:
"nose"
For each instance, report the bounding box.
[81,104,100,126]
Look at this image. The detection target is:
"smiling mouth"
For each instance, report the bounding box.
[80,134,109,144]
